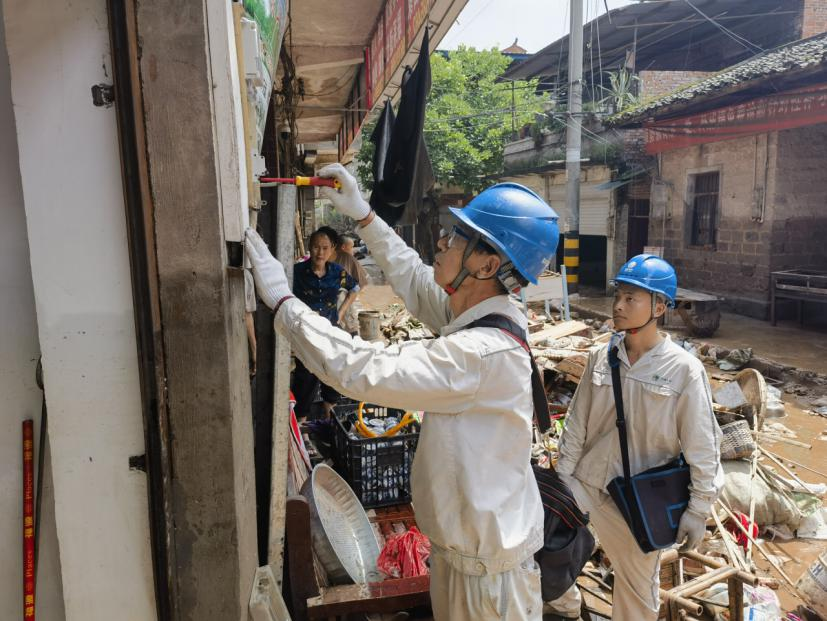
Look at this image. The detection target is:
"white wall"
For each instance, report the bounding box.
[2,0,156,618]
[0,1,65,616]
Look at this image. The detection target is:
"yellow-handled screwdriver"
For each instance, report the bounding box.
[259,176,341,189]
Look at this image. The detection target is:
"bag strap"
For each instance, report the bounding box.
[463,314,551,434]
[608,345,633,484]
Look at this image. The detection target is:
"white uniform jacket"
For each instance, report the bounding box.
[274,215,543,575]
[556,334,724,515]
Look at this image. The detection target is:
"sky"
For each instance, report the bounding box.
[440,0,636,54]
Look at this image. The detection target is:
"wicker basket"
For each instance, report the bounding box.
[735,368,768,431]
[719,420,756,460]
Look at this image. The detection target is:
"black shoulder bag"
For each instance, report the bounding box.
[605,345,691,553]
[464,314,594,601]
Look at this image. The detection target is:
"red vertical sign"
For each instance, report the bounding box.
[406,0,430,44]
[369,16,386,107]
[385,0,406,77]
[23,420,35,621]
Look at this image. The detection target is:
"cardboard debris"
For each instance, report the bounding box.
[714,381,749,409]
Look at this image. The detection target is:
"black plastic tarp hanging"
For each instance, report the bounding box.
[369,28,433,226]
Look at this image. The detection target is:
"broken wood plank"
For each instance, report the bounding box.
[306,576,430,618]
[285,496,320,619]
[553,357,587,380]
[592,331,614,344]
[527,320,590,346]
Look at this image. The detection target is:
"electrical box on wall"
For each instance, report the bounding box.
[250,153,266,178]
[651,178,671,219]
[240,18,263,85]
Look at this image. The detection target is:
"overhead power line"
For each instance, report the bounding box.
[682,0,764,55]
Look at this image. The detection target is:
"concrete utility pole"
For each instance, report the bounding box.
[267,184,296,584]
[565,0,584,294]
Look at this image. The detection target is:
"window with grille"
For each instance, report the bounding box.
[689,172,719,247]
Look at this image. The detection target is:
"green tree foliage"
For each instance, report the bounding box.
[357,47,543,194]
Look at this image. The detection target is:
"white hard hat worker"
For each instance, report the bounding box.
[550,255,723,621]
[245,163,559,621]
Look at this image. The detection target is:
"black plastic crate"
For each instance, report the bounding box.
[332,401,419,509]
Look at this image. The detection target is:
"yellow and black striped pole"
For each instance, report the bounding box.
[564,231,579,294]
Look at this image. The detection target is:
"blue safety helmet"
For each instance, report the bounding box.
[611,254,677,307]
[449,183,559,285]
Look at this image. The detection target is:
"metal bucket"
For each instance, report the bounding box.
[358,311,382,342]
[796,552,827,617]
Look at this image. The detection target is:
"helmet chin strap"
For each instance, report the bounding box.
[624,294,659,335]
[444,232,481,295]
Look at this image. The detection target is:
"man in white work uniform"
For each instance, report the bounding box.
[554,255,723,620]
[245,164,559,620]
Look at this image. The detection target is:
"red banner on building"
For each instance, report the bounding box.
[385,0,406,80]
[369,16,386,108]
[407,0,430,45]
[645,84,827,154]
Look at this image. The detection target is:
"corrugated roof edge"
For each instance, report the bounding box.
[608,32,827,127]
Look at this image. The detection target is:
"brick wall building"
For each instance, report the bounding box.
[649,123,827,319]
[639,71,713,101]
[802,0,827,38]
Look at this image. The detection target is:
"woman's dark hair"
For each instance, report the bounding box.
[310,226,340,248]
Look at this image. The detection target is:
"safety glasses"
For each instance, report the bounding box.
[445,225,472,249]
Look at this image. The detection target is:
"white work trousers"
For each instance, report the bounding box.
[429,550,542,621]
[570,478,662,621]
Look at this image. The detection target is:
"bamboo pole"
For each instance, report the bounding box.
[683,550,758,586]
[710,509,749,572]
[716,500,797,590]
[746,407,760,562]
[670,566,737,598]
[761,448,827,479]
[659,588,703,616]
[759,446,813,492]
[753,432,811,449]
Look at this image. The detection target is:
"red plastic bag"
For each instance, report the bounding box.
[727,511,758,549]
[377,526,431,579]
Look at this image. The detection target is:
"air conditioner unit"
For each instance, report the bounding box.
[249,566,291,621]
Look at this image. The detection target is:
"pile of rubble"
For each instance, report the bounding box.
[368,301,827,617]
[522,313,827,620]
[378,304,435,343]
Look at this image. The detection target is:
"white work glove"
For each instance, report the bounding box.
[676,509,707,551]
[244,227,291,310]
[317,163,371,221]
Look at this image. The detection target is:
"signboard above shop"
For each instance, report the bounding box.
[340,0,441,159]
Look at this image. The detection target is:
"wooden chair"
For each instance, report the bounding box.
[658,549,758,621]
